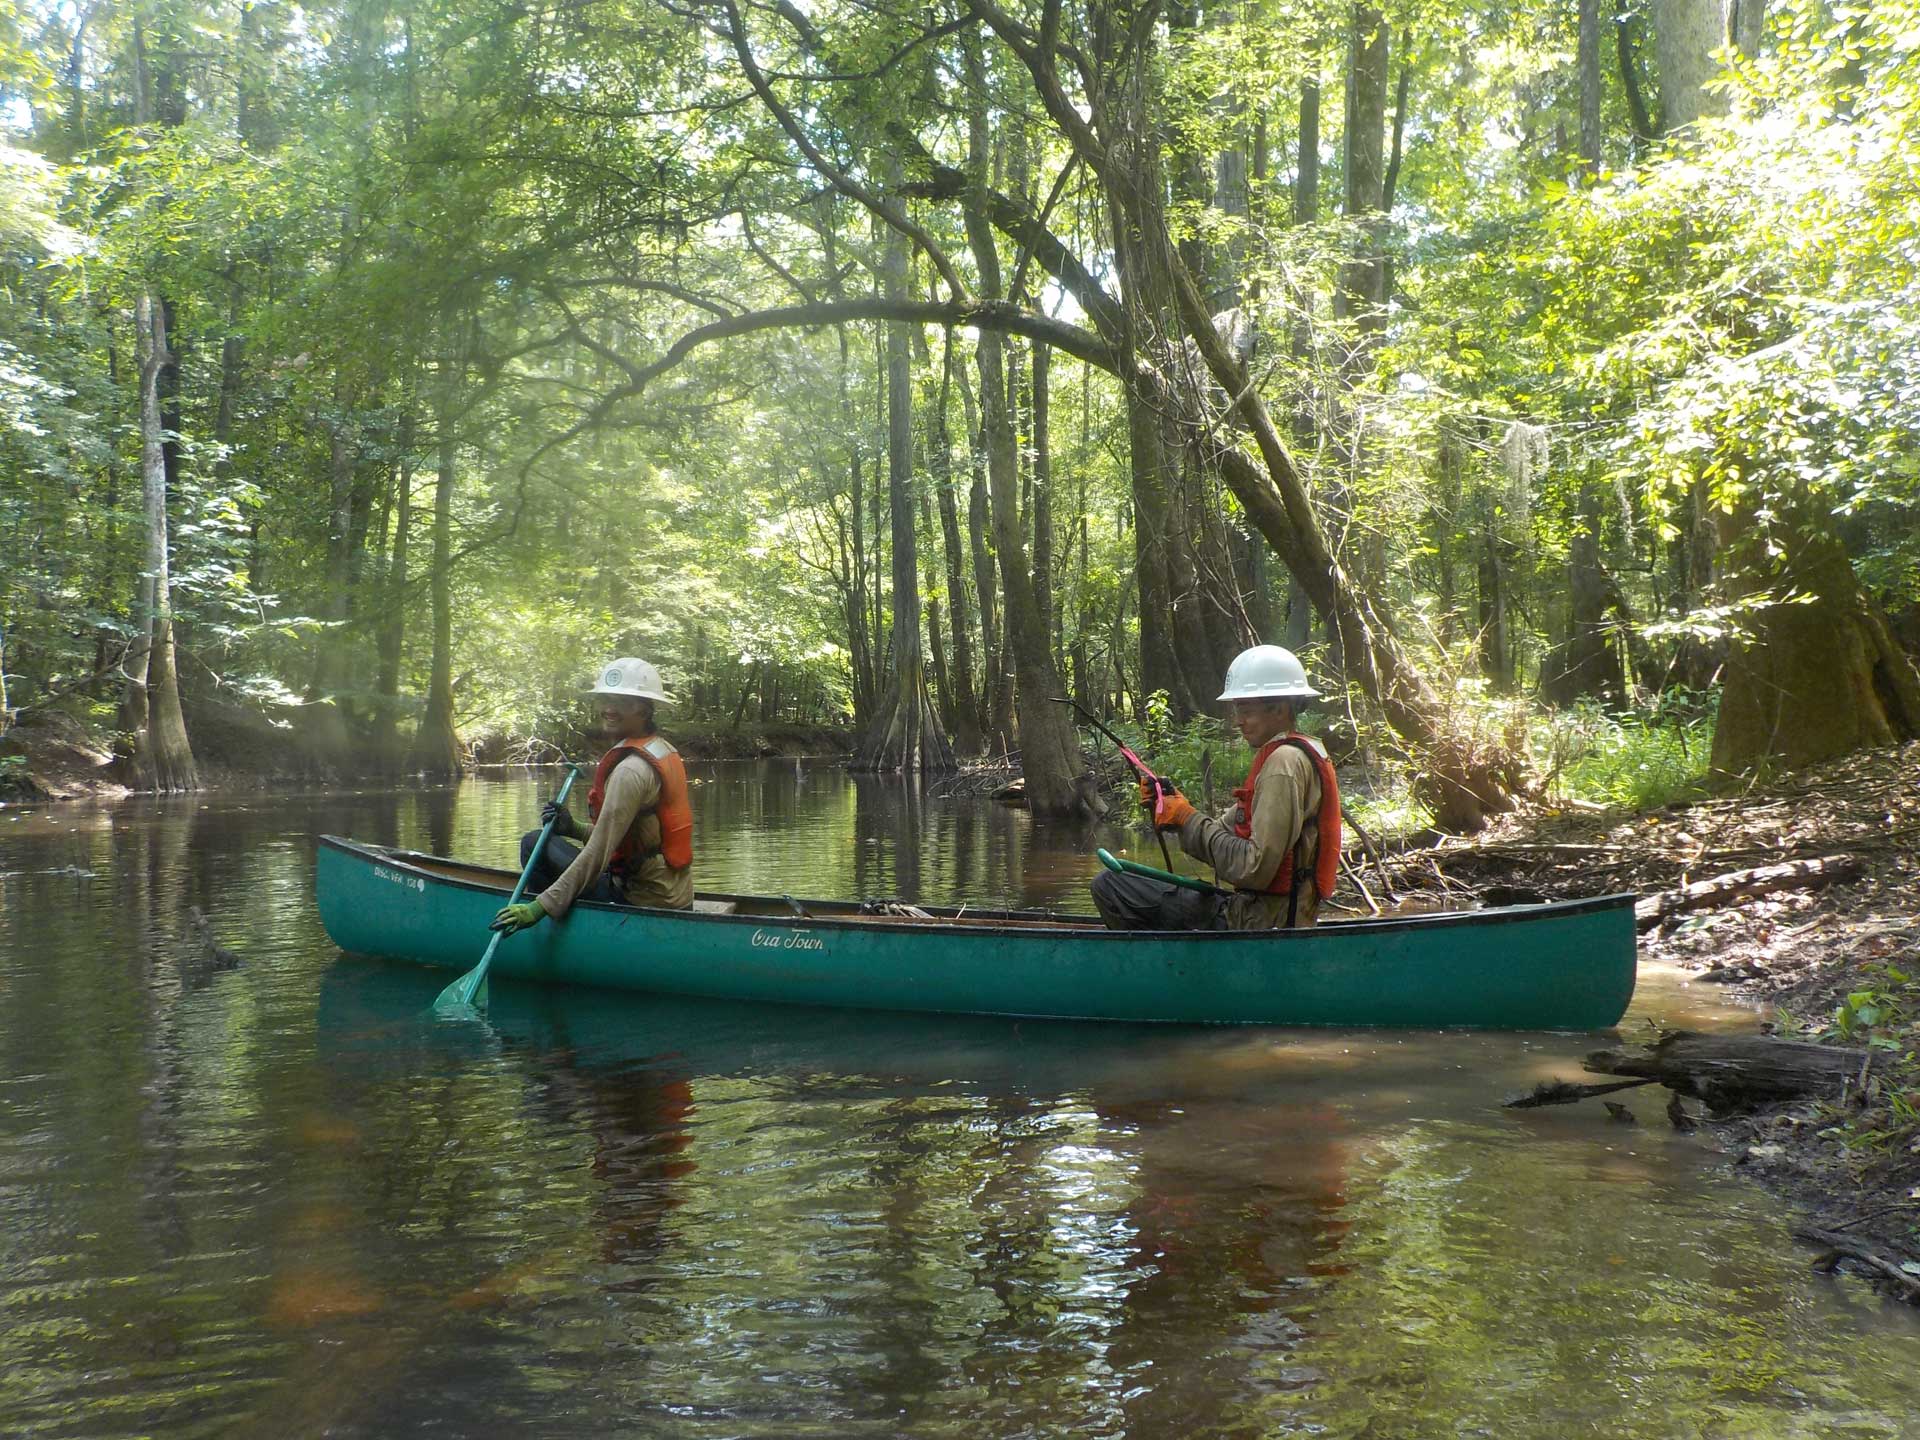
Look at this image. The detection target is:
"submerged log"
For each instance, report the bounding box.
[185,906,243,970]
[1634,853,1862,932]
[1585,1031,1890,1112]
[1504,1077,1655,1109]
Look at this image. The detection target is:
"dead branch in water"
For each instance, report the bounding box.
[1795,1229,1920,1301]
[1504,1077,1657,1109]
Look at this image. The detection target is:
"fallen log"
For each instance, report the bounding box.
[1634,853,1861,932]
[1584,1031,1891,1112]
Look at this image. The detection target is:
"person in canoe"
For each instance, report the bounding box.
[491,656,695,934]
[1091,644,1340,931]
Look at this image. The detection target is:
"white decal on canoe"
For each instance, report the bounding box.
[751,927,826,953]
[373,865,425,893]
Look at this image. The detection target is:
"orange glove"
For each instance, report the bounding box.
[1139,777,1195,830]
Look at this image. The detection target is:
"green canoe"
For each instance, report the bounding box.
[314,836,1638,1029]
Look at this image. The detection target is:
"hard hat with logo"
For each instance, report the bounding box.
[587,656,670,704]
[1217,644,1320,704]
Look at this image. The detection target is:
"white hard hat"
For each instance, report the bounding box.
[587,656,669,703]
[1217,644,1320,703]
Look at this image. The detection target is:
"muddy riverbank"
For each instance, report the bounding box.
[1380,740,1920,1302]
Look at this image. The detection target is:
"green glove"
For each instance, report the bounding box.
[491,900,545,934]
[540,798,579,838]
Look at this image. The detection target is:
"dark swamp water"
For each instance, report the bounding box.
[3,762,1917,1438]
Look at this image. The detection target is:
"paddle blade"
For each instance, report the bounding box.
[434,931,501,1016]
[433,965,485,1016]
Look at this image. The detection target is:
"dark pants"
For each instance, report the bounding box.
[1090,869,1227,931]
[518,829,622,905]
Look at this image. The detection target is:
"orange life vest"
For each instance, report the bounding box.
[1231,734,1341,905]
[587,734,693,873]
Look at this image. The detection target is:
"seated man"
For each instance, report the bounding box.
[1091,644,1340,931]
[492,656,694,935]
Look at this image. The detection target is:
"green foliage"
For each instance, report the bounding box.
[3,0,1916,791]
[1822,964,1920,1051]
[1540,700,1716,812]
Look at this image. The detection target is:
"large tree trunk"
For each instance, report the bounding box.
[124,292,198,793]
[933,342,984,755]
[1476,524,1513,691]
[1710,523,1920,774]
[958,367,1011,746]
[1323,6,1391,677]
[855,203,953,774]
[304,392,358,759]
[1103,28,1208,719]
[372,414,412,770]
[1336,7,1390,350]
[1031,340,1054,647]
[1654,0,1730,131]
[119,23,195,792]
[1282,72,1322,653]
[962,44,1095,815]
[1542,482,1625,704]
[408,355,463,777]
[1578,0,1603,177]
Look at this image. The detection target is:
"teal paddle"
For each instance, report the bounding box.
[1095,846,1227,896]
[434,765,580,1016]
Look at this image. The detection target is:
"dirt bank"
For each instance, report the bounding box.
[1379,741,1920,1302]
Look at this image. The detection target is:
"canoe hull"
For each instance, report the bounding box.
[314,837,1638,1029]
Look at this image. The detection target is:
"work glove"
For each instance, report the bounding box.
[491,900,546,934]
[541,798,579,838]
[1138,776,1195,831]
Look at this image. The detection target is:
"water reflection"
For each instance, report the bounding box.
[3,769,1919,1438]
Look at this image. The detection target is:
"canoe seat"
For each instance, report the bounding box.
[692,898,739,916]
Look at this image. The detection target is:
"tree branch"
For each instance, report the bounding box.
[718,0,969,301]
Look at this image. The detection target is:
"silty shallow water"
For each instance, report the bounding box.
[2,763,1917,1438]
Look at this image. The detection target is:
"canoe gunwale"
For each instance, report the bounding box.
[318,835,1638,941]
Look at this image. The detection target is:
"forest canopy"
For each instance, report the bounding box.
[1,0,1916,821]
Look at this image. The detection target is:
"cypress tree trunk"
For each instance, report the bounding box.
[1103,29,1206,718]
[1711,512,1920,774]
[1031,340,1053,647]
[958,368,1010,745]
[933,341,983,754]
[372,414,412,770]
[408,346,463,777]
[305,393,358,759]
[854,204,953,774]
[962,39,1096,815]
[125,293,198,793]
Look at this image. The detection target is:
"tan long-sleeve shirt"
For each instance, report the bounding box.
[1177,740,1324,929]
[535,756,694,918]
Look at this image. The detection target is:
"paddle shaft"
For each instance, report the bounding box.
[435,765,580,1012]
[1050,697,1178,872]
